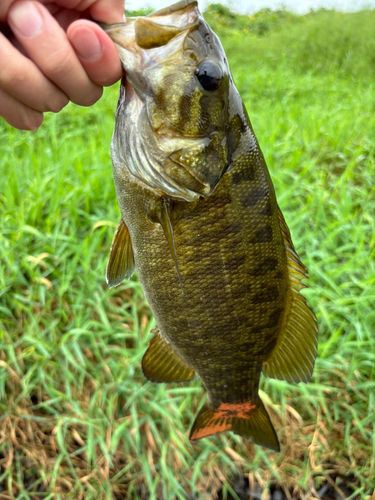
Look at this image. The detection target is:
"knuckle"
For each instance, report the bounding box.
[43,46,73,79]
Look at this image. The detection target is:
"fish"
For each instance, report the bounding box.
[102,0,318,452]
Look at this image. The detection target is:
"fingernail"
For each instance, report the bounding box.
[71,28,102,62]
[9,2,43,37]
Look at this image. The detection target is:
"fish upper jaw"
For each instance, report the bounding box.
[148,0,199,22]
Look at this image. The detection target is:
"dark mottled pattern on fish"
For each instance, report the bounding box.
[259,199,273,216]
[251,286,279,304]
[251,225,273,243]
[249,257,279,276]
[268,308,284,328]
[230,164,255,184]
[241,187,268,207]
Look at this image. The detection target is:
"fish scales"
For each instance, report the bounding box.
[114,146,287,403]
[104,0,318,451]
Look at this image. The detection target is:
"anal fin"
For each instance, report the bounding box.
[142,329,195,383]
[189,398,280,452]
[262,208,318,383]
[106,219,135,288]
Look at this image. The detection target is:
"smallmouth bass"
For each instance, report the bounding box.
[103,0,318,452]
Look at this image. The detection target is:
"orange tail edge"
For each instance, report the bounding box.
[189,398,280,452]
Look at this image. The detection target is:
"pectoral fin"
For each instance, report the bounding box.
[142,329,196,383]
[106,219,135,288]
[262,208,318,383]
[159,201,183,291]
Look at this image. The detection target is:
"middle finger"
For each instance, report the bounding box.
[8,1,103,106]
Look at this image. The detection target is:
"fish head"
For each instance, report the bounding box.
[105,0,241,201]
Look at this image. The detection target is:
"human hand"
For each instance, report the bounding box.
[0,0,124,131]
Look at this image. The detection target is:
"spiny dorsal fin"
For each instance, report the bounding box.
[142,329,196,383]
[189,398,280,452]
[262,207,318,383]
[106,219,135,288]
[159,201,183,292]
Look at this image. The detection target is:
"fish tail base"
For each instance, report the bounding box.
[189,398,280,452]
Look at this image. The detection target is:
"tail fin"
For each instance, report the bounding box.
[189,398,280,452]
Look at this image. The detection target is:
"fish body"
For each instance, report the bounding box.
[104,0,318,451]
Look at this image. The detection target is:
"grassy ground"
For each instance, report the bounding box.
[1,6,375,500]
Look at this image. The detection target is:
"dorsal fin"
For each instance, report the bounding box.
[159,201,183,292]
[262,208,318,383]
[106,219,135,288]
[142,329,196,383]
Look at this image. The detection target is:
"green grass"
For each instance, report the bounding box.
[1,6,375,499]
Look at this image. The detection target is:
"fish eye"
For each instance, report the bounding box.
[195,61,222,91]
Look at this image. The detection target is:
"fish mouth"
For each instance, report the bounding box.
[102,0,199,55]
